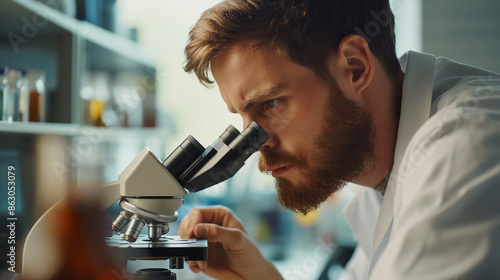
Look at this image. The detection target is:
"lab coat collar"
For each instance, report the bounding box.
[368,51,436,271]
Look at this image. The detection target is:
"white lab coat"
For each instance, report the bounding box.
[340,51,500,280]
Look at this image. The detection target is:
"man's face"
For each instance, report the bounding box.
[212,42,375,214]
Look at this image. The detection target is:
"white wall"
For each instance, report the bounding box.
[117,0,241,151]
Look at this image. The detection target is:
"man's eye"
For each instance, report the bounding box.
[263,99,279,110]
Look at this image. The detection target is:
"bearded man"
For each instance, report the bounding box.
[178,0,500,279]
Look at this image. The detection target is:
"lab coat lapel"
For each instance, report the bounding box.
[369,51,436,269]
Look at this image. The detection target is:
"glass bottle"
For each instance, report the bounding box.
[19,70,29,122]
[91,72,110,127]
[81,72,110,127]
[2,69,22,122]
[0,67,8,119]
[80,73,95,126]
[112,72,143,127]
[27,70,46,122]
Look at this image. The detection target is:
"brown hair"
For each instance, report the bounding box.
[184,0,399,86]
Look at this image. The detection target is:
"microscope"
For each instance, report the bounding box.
[22,121,268,280]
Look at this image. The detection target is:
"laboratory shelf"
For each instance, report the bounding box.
[0,121,81,136]
[0,0,159,125]
[1,0,157,68]
[0,121,172,139]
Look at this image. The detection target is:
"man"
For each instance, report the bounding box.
[178,0,500,279]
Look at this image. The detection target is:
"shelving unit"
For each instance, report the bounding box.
[0,0,171,148]
[0,1,172,271]
[0,0,158,125]
[0,121,170,138]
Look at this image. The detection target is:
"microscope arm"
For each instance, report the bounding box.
[21,181,120,279]
[100,181,121,210]
[22,198,65,279]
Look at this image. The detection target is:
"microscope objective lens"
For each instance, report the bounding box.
[124,216,146,242]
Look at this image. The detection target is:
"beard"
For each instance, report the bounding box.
[258,83,375,215]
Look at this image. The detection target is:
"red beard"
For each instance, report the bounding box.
[258,84,375,215]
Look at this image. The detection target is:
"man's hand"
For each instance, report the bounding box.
[178,205,283,280]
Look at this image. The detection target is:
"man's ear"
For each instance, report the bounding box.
[329,34,374,102]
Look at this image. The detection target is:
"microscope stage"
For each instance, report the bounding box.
[106,235,207,261]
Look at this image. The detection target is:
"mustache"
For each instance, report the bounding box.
[258,150,308,174]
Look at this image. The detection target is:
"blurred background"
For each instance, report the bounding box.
[1,0,499,279]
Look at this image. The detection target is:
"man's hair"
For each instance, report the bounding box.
[184,0,399,86]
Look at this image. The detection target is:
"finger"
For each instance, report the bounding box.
[195,260,208,270]
[194,223,245,250]
[183,207,218,236]
[179,206,242,238]
[183,208,213,236]
[186,261,207,273]
[186,260,207,272]
[178,209,214,238]
[185,260,201,273]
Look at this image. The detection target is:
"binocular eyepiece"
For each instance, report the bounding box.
[162,121,269,192]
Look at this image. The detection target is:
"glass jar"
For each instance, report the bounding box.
[0,67,8,118]
[27,70,46,122]
[91,72,110,127]
[2,69,22,122]
[81,72,110,127]
[19,70,29,122]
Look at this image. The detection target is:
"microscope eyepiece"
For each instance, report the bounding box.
[228,121,269,156]
[162,135,204,180]
[182,121,269,193]
[218,125,240,145]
